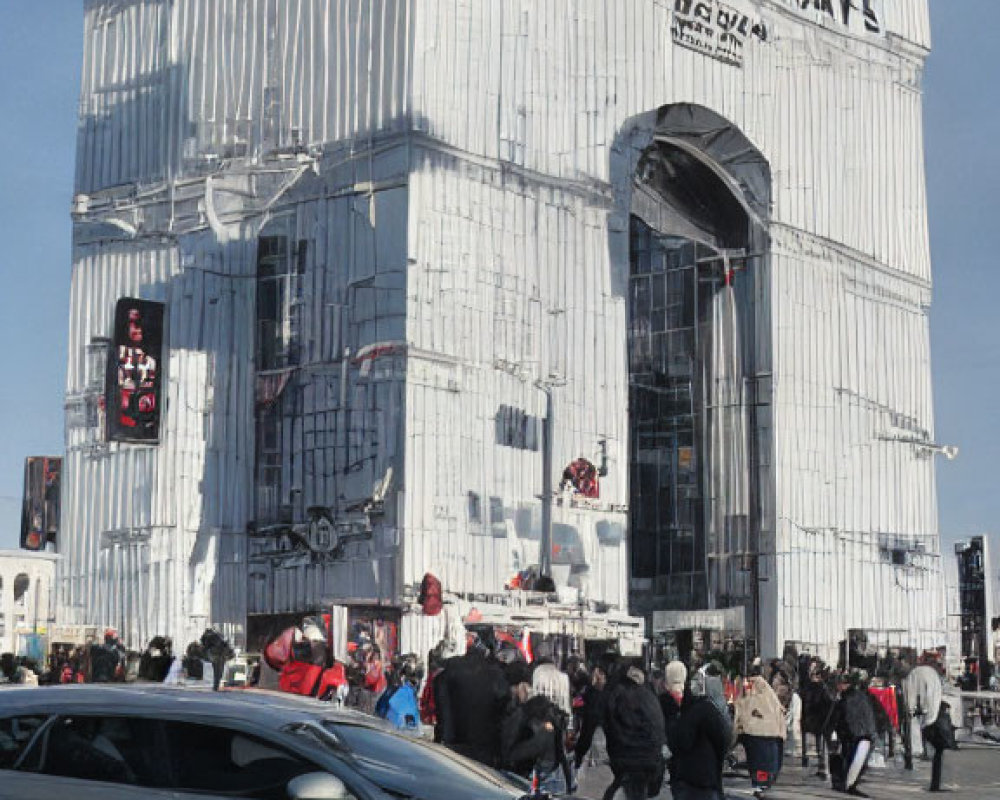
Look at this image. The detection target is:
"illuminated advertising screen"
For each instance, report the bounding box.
[20,456,61,551]
[106,298,165,442]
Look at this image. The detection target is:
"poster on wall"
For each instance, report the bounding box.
[347,608,400,664]
[671,0,768,68]
[106,298,165,443]
[20,456,61,551]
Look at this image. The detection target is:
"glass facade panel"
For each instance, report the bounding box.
[255,235,301,371]
[628,216,709,610]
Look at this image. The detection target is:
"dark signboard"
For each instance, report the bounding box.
[20,457,61,551]
[106,298,165,442]
[956,536,992,682]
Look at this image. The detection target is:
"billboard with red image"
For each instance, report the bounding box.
[106,298,165,443]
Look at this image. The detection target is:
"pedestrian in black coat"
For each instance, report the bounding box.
[138,636,174,682]
[798,667,836,776]
[435,648,510,767]
[574,664,608,769]
[661,662,731,800]
[601,665,666,800]
[922,701,957,792]
[665,694,731,800]
[830,676,877,797]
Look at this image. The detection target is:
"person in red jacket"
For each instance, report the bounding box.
[278,634,350,701]
[420,647,447,739]
[279,658,323,696]
[279,637,326,696]
[364,647,388,696]
[317,661,348,702]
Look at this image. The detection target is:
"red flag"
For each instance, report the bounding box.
[519,628,533,664]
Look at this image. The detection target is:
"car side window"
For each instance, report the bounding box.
[162,720,316,799]
[34,715,170,787]
[0,716,47,769]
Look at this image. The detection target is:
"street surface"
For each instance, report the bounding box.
[576,741,1000,800]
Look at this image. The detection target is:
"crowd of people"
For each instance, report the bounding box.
[258,625,932,800]
[410,642,961,799]
[2,623,965,798]
[0,628,235,689]
[0,630,128,686]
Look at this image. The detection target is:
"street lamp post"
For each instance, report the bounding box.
[537,382,554,580]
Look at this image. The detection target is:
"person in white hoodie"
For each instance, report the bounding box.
[903,664,951,791]
[903,664,943,758]
[735,675,786,797]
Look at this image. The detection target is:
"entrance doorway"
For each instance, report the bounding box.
[625,105,771,650]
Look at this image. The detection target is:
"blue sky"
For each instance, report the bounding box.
[0,2,82,549]
[923,1,1000,546]
[0,1,996,551]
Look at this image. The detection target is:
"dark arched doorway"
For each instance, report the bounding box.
[622,104,772,662]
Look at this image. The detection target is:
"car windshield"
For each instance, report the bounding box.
[288,720,524,800]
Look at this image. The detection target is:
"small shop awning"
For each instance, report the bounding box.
[653,606,746,634]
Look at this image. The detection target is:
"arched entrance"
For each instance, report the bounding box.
[621,104,772,663]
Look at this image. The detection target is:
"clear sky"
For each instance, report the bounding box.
[923,1,1000,545]
[0,1,995,551]
[0,2,82,549]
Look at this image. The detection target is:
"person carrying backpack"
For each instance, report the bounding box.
[501,677,573,794]
[922,701,957,792]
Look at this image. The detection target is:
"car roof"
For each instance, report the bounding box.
[0,685,385,731]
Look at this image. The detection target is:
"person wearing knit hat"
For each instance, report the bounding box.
[665,660,688,702]
[659,660,688,738]
[663,660,733,800]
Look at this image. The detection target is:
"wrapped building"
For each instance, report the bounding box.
[60,0,945,662]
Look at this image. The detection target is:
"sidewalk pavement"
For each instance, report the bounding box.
[575,741,1000,800]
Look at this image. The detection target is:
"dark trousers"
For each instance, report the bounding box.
[671,782,725,800]
[930,744,944,791]
[842,737,872,790]
[602,766,657,800]
[742,735,783,789]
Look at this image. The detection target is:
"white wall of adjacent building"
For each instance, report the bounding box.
[0,551,57,656]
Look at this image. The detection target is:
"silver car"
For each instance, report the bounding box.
[0,685,528,800]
